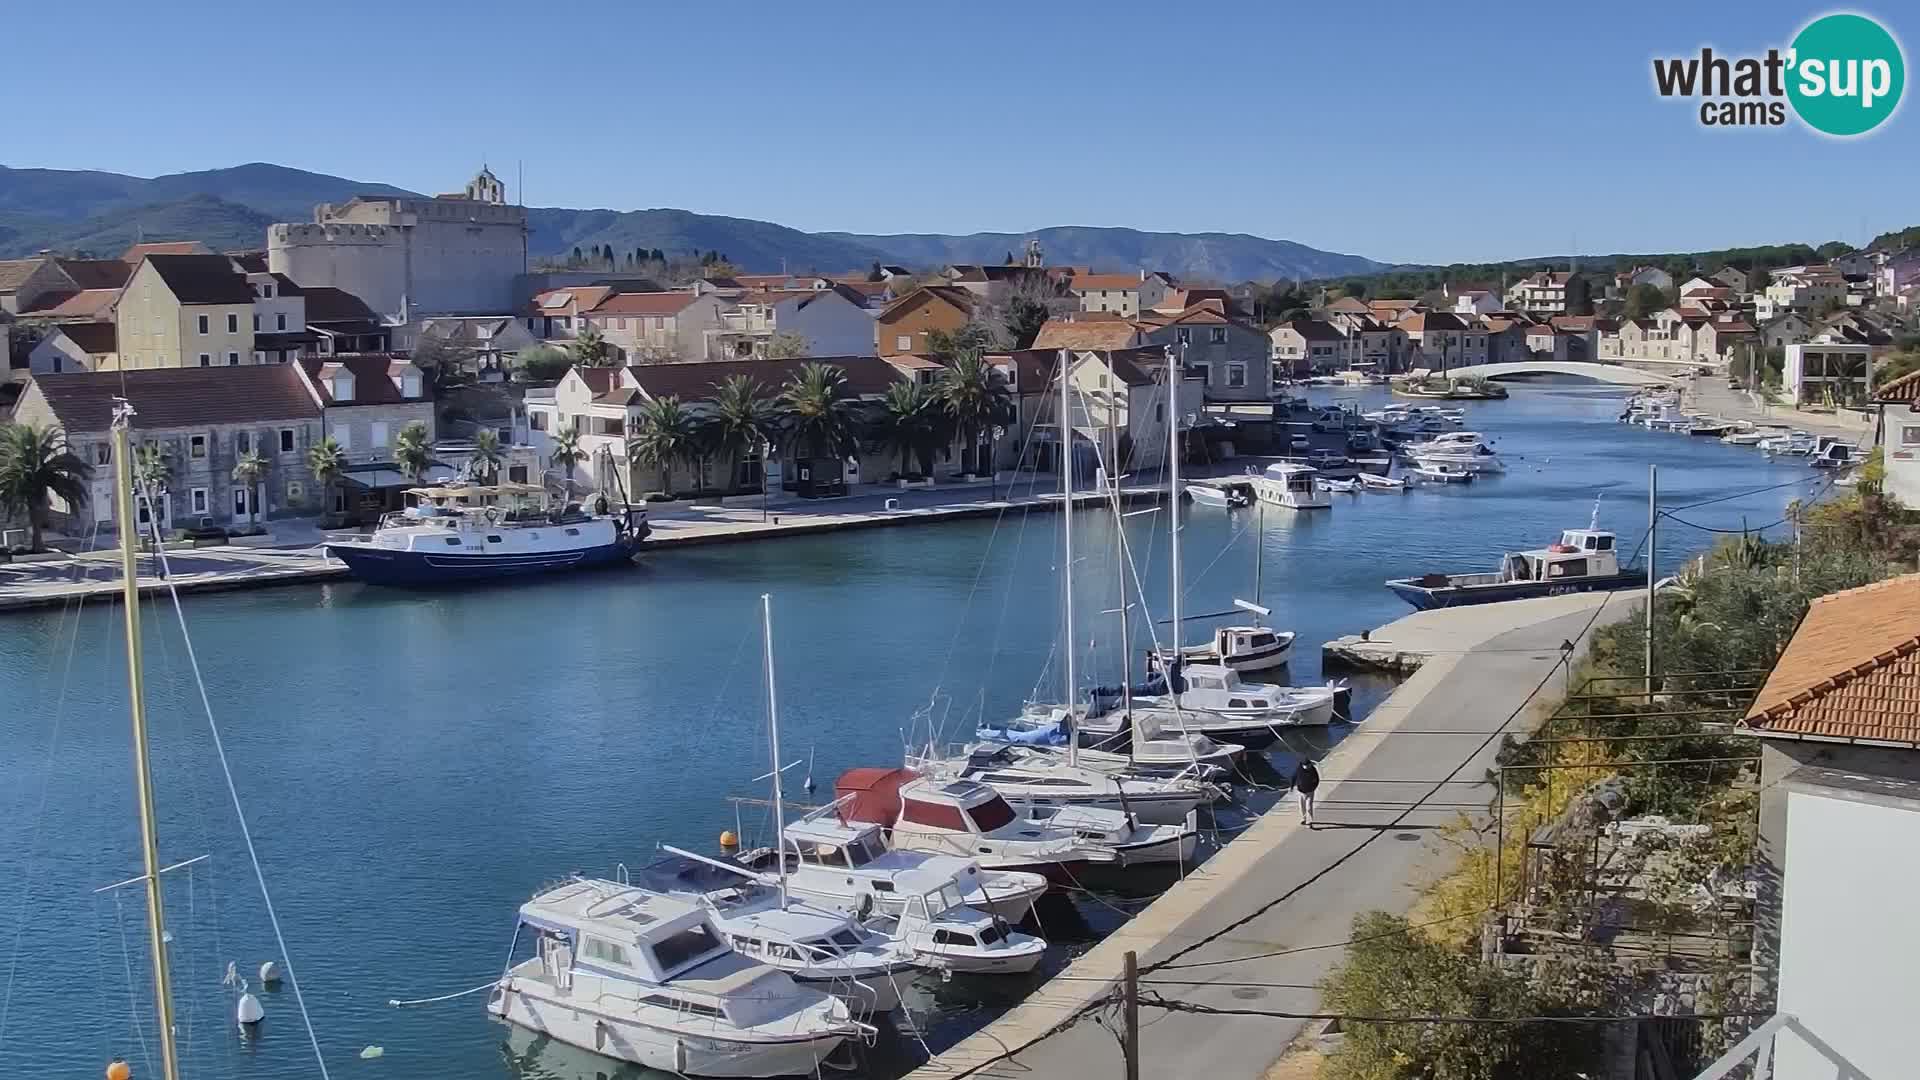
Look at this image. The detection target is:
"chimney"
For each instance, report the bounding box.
[1139,268,1148,282]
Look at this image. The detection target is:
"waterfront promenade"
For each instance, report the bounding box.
[0,479,1134,612]
[907,590,1622,1080]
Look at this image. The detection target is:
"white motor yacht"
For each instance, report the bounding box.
[1012,803,1200,867]
[1407,460,1474,483]
[1247,462,1333,509]
[633,853,917,1016]
[1131,661,1341,740]
[752,814,1049,923]
[908,743,1222,826]
[1153,623,1295,674]
[874,870,1047,974]
[327,483,645,585]
[978,703,1243,774]
[488,879,866,1077]
[836,768,1119,883]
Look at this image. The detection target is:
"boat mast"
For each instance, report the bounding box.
[1252,502,1265,627]
[1109,353,1133,726]
[112,401,182,1080]
[1059,349,1078,768]
[1166,344,1184,660]
[760,593,788,910]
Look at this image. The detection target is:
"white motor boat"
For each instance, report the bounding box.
[1357,472,1408,491]
[1152,623,1295,674]
[1315,476,1360,493]
[1407,461,1475,483]
[755,814,1048,924]
[1411,450,1505,474]
[633,853,916,1016]
[1184,482,1249,508]
[980,704,1243,775]
[1721,430,1767,446]
[1135,662,1339,727]
[907,743,1222,827]
[874,870,1047,974]
[327,483,645,585]
[1011,803,1200,867]
[488,879,866,1077]
[1386,525,1648,609]
[1247,462,1332,509]
[1760,432,1816,455]
[836,768,1119,884]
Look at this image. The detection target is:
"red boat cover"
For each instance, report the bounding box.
[836,767,916,827]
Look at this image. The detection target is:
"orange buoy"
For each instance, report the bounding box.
[106,1060,132,1080]
[719,830,738,848]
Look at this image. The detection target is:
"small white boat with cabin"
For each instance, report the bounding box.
[837,769,1119,883]
[1247,462,1333,509]
[1407,460,1475,484]
[488,880,866,1077]
[1316,475,1360,493]
[1385,525,1647,610]
[1132,662,1340,733]
[753,814,1049,923]
[1721,430,1767,446]
[1153,623,1295,674]
[1357,472,1408,491]
[1011,802,1200,867]
[1184,482,1249,508]
[873,869,1047,974]
[980,703,1243,774]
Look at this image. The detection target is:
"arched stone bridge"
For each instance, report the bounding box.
[1443,361,1682,387]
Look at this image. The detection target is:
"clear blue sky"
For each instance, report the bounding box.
[5,1,1913,265]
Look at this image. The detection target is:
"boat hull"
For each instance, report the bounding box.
[1386,570,1648,610]
[489,980,847,1077]
[1007,790,1211,827]
[798,972,902,1016]
[326,538,636,586]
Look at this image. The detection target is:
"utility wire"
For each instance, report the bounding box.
[1140,993,1772,1027]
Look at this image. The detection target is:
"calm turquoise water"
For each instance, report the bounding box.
[0,383,1825,1080]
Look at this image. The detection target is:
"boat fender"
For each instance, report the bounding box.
[855,893,876,923]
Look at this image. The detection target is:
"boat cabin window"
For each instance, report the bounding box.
[444,537,462,546]
[807,843,851,867]
[1506,554,1532,580]
[641,994,724,1020]
[871,880,894,893]
[979,924,1006,946]
[649,923,722,972]
[1593,535,1612,551]
[486,534,503,543]
[1228,698,1248,709]
[565,527,580,536]
[845,836,883,866]
[581,936,632,968]
[1547,559,1587,578]
[1248,632,1276,648]
[902,798,971,832]
[967,796,1017,832]
[831,929,863,949]
[933,929,977,948]
[1249,699,1269,708]
[1193,676,1226,690]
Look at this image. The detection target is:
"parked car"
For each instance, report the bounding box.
[1346,431,1376,451]
[1311,411,1351,433]
[1306,448,1348,468]
[181,517,229,544]
[1289,433,1311,451]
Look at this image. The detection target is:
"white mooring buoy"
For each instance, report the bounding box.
[258,960,282,986]
[237,988,264,1029]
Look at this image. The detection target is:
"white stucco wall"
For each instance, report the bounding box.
[1775,784,1920,1079]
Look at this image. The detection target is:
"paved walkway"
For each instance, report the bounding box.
[1683,376,1876,444]
[908,591,1620,1079]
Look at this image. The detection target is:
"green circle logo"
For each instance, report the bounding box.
[1788,13,1905,136]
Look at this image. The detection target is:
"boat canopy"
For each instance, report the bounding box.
[835,767,916,828]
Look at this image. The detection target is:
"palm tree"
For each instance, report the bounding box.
[778,362,861,467]
[468,426,505,484]
[935,349,1013,477]
[707,374,778,492]
[393,421,432,481]
[870,380,944,478]
[230,450,268,528]
[628,395,700,495]
[570,324,615,368]
[550,423,583,488]
[307,436,345,520]
[133,442,173,534]
[0,424,93,552]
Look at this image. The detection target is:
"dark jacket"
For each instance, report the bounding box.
[1294,761,1320,794]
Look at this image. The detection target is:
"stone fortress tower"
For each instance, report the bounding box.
[267,167,527,317]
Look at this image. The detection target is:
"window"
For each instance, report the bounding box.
[896,334,914,352]
[277,313,287,331]
[189,435,207,459]
[370,422,389,448]
[485,535,502,544]
[530,412,549,432]
[263,283,273,298]
[1904,424,1920,446]
[227,314,239,333]
[901,798,970,831]
[253,314,261,331]
[967,796,1016,831]
[199,353,212,367]
[932,929,977,947]
[94,443,111,466]
[279,428,295,453]
[444,537,461,547]
[51,357,61,373]
[1547,559,1588,578]
[198,315,209,335]
[227,352,240,366]
[233,488,250,517]
[649,924,720,972]
[237,431,250,454]
[1227,362,1247,389]
[190,488,208,514]
[1190,362,1211,384]
[580,937,631,967]
[1176,328,1191,344]
[1210,327,1227,345]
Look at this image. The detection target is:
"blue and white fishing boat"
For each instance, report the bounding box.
[325,483,646,585]
[1385,525,1646,610]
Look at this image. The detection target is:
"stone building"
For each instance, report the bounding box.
[268,168,527,317]
[295,354,438,520]
[11,366,324,534]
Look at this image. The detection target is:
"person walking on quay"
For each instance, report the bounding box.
[1293,759,1320,826]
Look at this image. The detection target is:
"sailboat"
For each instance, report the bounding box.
[1152,501,1296,674]
[929,347,1221,826]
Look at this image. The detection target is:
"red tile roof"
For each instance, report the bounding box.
[877,285,975,323]
[626,356,906,401]
[29,366,319,431]
[1873,368,1920,405]
[1069,273,1145,292]
[121,241,210,262]
[297,354,431,407]
[1032,319,1144,351]
[1743,575,1920,745]
[55,259,131,290]
[19,288,118,319]
[59,322,117,355]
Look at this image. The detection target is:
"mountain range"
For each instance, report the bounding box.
[0,162,1384,282]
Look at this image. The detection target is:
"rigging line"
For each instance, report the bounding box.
[1127,905,1497,974]
[137,486,333,1080]
[1142,585,1624,976]
[112,890,154,1076]
[1656,475,1840,537]
[1137,993,1773,1026]
[1665,474,1827,512]
[0,520,107,1050]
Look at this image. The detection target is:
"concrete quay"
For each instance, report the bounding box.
[907,590,1620,1080]
[1322,590,1613,673]
[0,482,1151,613]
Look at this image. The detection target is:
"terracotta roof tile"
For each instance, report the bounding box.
[20,288,118,319]
[1032,319,1144,351]
[590,292,699,317]
[298,354,431,407]
[627,356,905,401]
[60,322,117,355]
[0,258,46,292]
[1873,368,1920,405]
[121,241,210,262]
[1742,574,1920,744]
[1069,273,1145,292]
[877,285,975,322]
[28,366,319,432]
[55,259,131,290]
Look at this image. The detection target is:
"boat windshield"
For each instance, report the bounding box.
[650,922,725,974]
[968,796,1017,832]
[845,835,884,867]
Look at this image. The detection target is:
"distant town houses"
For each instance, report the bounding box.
[1506,271,1571,316]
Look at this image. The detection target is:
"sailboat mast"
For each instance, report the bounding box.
[1107,351,1133,722]
[1166,345,1184,656]
[760,593,788,910]
[112,404,182,1080]
[1059,350,1078,768]
[1253,502,1266,626]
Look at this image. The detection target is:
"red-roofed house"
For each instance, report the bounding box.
[1067,271,1174,317]
[1506,271,1572,316]
[585,291,726,362]
[1133,304,1270,402]
[875,286,976,358]
[706,285,875,360]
